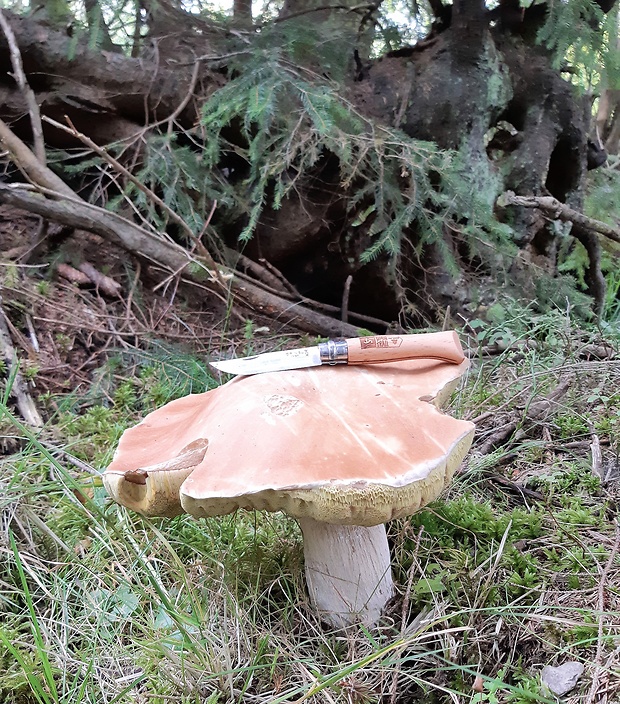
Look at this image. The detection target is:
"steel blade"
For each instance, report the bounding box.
[210,346,322,375]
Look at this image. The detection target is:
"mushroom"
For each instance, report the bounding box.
[104,356,474,628]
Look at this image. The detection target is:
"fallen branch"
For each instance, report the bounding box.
[0,185,362,336]
[225,277,363,336]
[234,250,293,295]
[78,262,122,297]
[476,375,574,456]
[57,263,91,286]
[258,257,299,296]
[0,299,43,427]
[0,119,365,337]
[0,119,73,197]
[0,184,196,269]
[229,248,391,330]
[54,262,122,297]
[499,191,620,245]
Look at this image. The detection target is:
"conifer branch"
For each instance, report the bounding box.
[42,115,226,284]
[261,3,377,26]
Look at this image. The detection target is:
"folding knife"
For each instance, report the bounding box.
[210,330,465,376]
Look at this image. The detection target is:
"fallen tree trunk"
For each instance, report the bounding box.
[0,10,225,147]
[0,183,364,337]
[1,4,615,323]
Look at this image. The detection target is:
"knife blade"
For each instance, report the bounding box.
[210,330,465,376]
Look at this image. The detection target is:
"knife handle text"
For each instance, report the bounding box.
[346,331,465,365]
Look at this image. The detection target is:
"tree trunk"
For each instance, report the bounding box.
[597,89,620,153]
[84,0,118,52]
[233,0,252,27]
[0,3,615,325]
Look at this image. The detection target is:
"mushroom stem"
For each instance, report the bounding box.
[297,517,394,628]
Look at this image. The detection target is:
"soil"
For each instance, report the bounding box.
[0,204,300,411]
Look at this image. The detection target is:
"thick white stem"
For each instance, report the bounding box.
[297,517,394,628]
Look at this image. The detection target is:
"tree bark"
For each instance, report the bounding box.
[84,0,118,52]
[451,0,487,59]
[0,10,211,137]
[233,0,252,27]
[0,2,617,324]
[597,89,620,153]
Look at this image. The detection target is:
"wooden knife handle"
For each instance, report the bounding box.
[346,331,465,365]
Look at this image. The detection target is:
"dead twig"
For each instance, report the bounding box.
[124,260,143,326]
[476,375,574,456]
[258,258,299,296]
[234,251,292,296]
[341,274,353,323]
[0,10,45,164]
[585,522,620,704]
[57,263,92,287]
[24,313,39,353]
[0,298,43,427]
[43,115,225,284]
[499,191,620,245]
[77,262,122,297]
[589,421,604,481]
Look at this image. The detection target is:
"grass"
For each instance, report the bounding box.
[1,310,620,703]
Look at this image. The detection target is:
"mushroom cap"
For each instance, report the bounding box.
[104,358,475,526]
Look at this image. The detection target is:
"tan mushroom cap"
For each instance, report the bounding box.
[104,358,475,526]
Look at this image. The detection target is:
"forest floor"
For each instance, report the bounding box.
[1,204,620,704]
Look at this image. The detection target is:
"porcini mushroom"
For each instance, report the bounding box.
[104,356,474,628]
